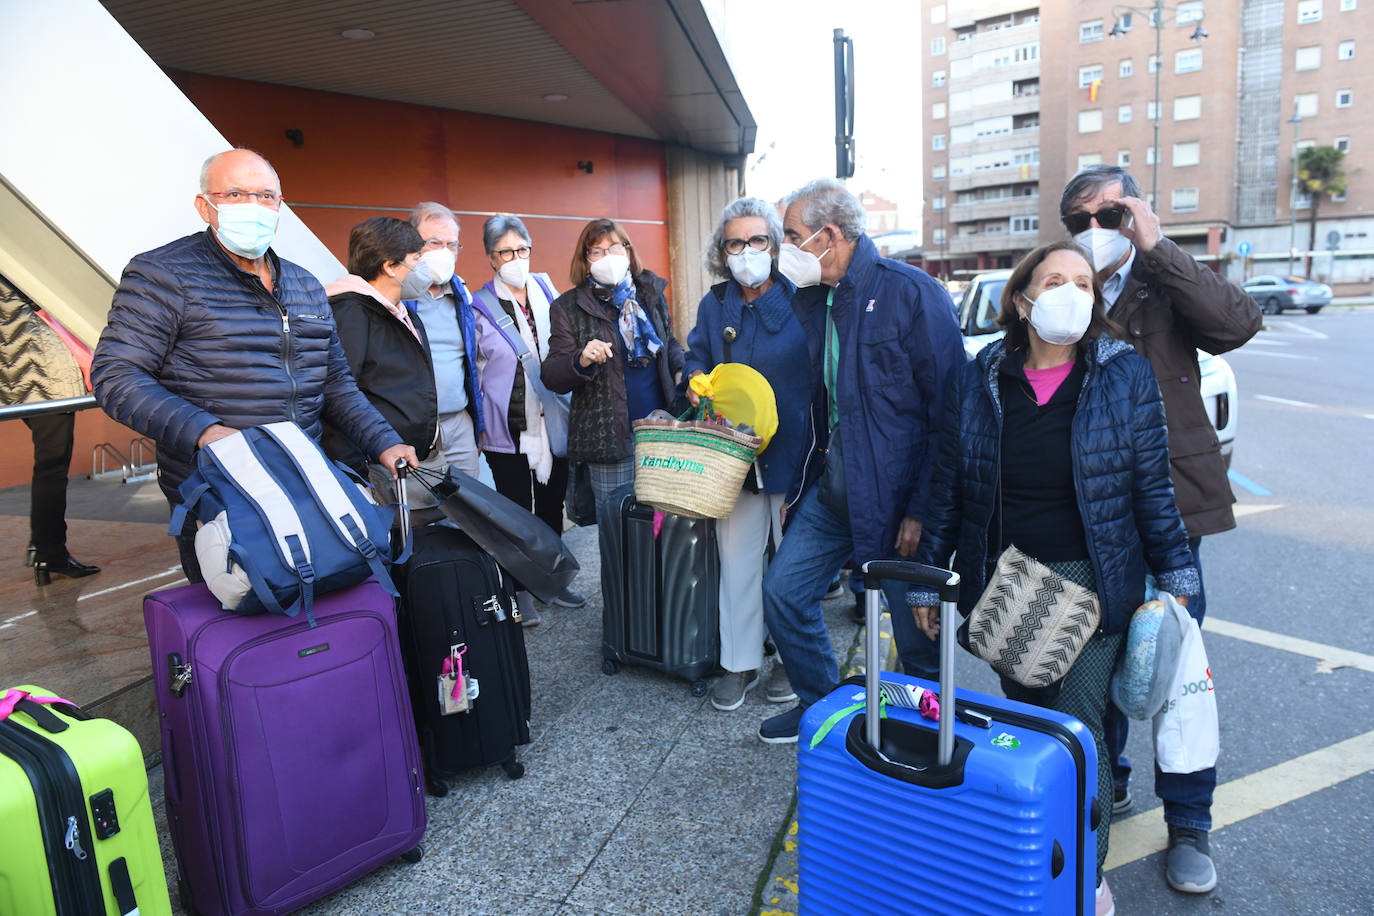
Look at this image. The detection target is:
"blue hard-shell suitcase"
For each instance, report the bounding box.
[797,561,1100,915]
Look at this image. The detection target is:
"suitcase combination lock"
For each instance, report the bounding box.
[168,653,193,697]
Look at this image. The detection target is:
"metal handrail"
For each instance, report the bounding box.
[127,437,157,483]
[0,395,97,421]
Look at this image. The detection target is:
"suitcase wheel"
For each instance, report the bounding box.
[501,755,525,779]
[601,658,620,676]
[400,844,424,864]
[426,776,451,798]
[691,679,708,698]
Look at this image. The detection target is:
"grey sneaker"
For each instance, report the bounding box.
[515,591,540,628]
[710,670,759,711]
[548,588,587,608]
[1166,826,1218,893]
[765,663,797,703]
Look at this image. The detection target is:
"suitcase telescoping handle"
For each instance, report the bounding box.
[861,560,961,767]
[394,459,411,557]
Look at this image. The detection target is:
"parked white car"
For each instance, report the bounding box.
[955,271,1237,466]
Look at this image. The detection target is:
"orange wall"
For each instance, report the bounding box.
[1,73,671,490]
[170,71,671,293]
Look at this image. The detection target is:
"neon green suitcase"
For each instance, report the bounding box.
[0,686,171,916]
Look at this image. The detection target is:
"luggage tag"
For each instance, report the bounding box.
[438,644,480,715]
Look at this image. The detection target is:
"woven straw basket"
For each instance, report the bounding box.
[631,415,762,518]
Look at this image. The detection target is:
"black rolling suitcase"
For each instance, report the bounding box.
[397,524,531,796]
[598,486,720,696]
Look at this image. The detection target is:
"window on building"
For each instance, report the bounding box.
[1080,19,1104,42]
[1335,136,1351,152]
[1119,104,1133,123]
[1012,216,1040,233]
[1173,141,1201,166]
[1297,46,1323,70]
[1333,189,1347,202]
[951,156,971,175]
[1339,40,1355,59]
[932,4,946,23]
[1172,188,1199,212]
[1177,1,1204,23]
[932,36,946,55]
[1176,49,1203,72]
[1078,153,1103,170]
[932,134,946,150]
[933,164,946,181]
[1079,65,1104,88]
[1296,190,1313,209]
[1174,95,1202,120]
[1149,54,1160,73]
[1079,109,1103,132]
[932,69,946,87]
[1120,59,1134,77]
[1298,0,1323,22]
[932,101,947,119]
[1118,149,1132,166]
[1296,138,1317,152]
[1337,88,1354,106]
[932,228,946,245]
[1148,100,1159,120]
[1015,43,1040,62]
[1296,92,1320,116]
[1013,149,1040,165]
[1340,0,1357,10]
[1146,146,1158,165]
[950,124,973,144]
[932,195,946,211]
[986,223,1007,235]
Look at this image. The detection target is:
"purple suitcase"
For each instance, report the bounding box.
[144,579,426,916]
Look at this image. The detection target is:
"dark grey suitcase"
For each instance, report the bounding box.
[597,486,720,695]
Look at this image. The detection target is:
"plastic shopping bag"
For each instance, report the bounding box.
[688,363,778,452]
[1152,596,1219,774]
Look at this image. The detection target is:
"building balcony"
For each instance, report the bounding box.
[949,59,1041,89]
[950,163,1039,192]
[946,18,1039,53]
[949,195,1041,224]
[949,94,1040,124]
[947,232,1040,256]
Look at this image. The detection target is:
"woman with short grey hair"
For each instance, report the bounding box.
[683,197,812,712]
[470,213,586,622]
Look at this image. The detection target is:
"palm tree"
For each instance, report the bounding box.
[1297,146,1349,276]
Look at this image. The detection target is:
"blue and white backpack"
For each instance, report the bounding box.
[171,422,404,625]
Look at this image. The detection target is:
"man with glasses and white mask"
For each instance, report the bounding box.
[93,149,416,582]
[1058,164,1260,897]
[407,201,485,478]
[756,178,965,745]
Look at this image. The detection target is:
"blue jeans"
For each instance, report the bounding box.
[762,488,940,708]
[1106,536,1216,831]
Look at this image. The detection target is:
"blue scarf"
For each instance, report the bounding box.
[599,275,663,367]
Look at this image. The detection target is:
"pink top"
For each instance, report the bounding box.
[1024,360,1075,406]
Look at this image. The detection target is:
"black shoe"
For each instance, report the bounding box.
[24,543,37,567]
[850,594,865,624]
[34,555,101,586]
[1112,784,1133,818]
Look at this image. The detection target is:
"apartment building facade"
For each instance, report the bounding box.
[923,0,1373,289]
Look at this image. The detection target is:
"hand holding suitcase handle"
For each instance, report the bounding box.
[393,460,411,558]
[860,560,961,767]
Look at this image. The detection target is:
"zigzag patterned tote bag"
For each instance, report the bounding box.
[966,545,1102,688]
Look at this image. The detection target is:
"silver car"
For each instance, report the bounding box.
[956,270,1238,467]
[1241,274,1332,315]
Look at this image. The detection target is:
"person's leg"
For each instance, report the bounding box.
[1158,536,1217,892]
[882,575,940,679]
[532,455,570,535]
[486,450,535,511]
[436,411,481,478]
[716,489,769,674]
[588,457,636,511]
[759,488,853,739]
[24,413,74,563]
[1104,702,1134,814]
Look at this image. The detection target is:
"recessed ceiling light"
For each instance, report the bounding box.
[542,93,569,102]
[340,28,375,40]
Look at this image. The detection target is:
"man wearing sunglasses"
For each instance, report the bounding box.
[1059,164,1261,897]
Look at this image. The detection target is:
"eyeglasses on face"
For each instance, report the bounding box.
[423,238,462,253]
[722,235,771,255]
[205,189,283,209]
[1063,207,1126,234]
[493,246,532,262]
[586,242,629,261]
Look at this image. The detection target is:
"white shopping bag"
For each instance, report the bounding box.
[1152,595,1220,774]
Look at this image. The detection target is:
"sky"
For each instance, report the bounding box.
[707,0,926,233]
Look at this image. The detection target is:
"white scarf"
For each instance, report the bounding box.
[494,274,554,484]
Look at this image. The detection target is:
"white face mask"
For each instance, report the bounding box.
[1025,282,1094,346]
[590,252,630,287]
[419,248,456,288]
[1073,227,1132,273]
[727,247,773,289]
[777,227,830,288]
[498,256,529,289]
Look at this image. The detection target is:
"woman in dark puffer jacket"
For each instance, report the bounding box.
[907,240,1198,916]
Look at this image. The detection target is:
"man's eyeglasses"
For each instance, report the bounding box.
[1063,207,1127,234]
[424,238,462,253]
[722,235,771,255]
[493,246,532,262]
[587,242,629,261]
[205,189,283,209]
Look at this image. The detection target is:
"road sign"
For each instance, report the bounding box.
[1238,240,1252,256]
[1326,230,1341,250]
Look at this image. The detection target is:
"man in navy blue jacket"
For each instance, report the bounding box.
[93,149,415,581]
[758,179,966,744]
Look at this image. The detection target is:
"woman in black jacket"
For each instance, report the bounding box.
[322,217,438,475]
[540,218,685,509]
[907,241,1199,916]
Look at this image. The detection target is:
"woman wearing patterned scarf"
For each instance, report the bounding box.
[542,219,686,512]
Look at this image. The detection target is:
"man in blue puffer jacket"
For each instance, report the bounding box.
[757,179,967,744]
[93,149,416,580]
